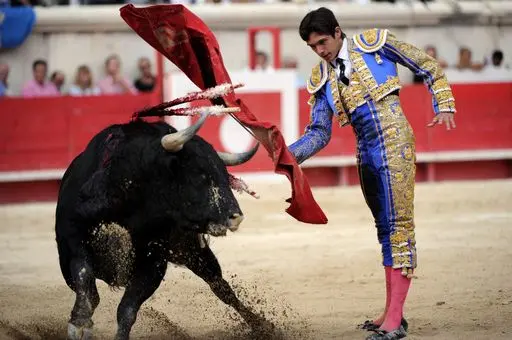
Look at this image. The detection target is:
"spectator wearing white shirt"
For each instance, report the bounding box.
[68,65,101,96]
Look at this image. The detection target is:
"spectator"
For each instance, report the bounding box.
[254,51,274,72]
[134,57,156,93]
[479,49,511,81]
[455,47,483,71]
[425,45,448,68]
[68,65,101,96]
[490,50,504,68]
[0,63,9,97]
[51,70,66,93]
[21,59,60,98]
[244,50,274,73]
[98,54,137,95]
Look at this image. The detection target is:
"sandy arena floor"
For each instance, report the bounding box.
[0,179,511,340]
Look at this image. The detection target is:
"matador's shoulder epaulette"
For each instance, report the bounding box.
[306,60,329,95]
[353,28,390,53]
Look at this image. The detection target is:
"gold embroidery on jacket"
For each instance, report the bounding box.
[306,61,328,94]
[383,33,456,114]
[353,28,389,53]
[340,71,366,114]
[326,64,350,127]
[349,51,401,103]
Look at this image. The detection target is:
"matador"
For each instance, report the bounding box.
[287,7,456,340]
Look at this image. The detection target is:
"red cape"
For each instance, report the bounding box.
[120,4,327,224]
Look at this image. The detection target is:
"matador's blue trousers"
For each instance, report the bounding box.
[350,94,417,270]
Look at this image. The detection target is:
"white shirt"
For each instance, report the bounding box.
[330,38,352,81]
[68,84,101,96]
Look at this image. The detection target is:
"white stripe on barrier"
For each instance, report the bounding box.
[1,149,510,183]
[165,69,299,145]
[300,149,512,168]
[0,169,65,183]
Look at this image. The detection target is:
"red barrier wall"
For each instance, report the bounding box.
[0,82,511,203]
[297,82,512,155]
[297,82,512,186]
[0,93,160,172]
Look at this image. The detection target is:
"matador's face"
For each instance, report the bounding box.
[306,27,343,63]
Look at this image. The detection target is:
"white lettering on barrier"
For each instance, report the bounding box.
[164,69,299,154]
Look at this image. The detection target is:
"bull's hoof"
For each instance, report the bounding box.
[67,322,93,340]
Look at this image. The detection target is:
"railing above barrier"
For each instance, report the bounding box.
[32,1,512,33]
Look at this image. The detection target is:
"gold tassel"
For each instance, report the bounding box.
[401,267,417,279]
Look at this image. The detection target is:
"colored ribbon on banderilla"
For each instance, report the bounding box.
[133,83,244,118]
[133,82,258,140]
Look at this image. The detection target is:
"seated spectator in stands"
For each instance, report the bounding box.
[50,71,66,94]
[425,45,448,68]
[243,50,275,73]
[255,51,274,72]
[68,65,101,96]
[98,54,137,95]
[0,63,9,97]
[413,45,447,83]
[478,49,512,82]
[134,57,156,93]
[490,50,505,69]
[455,47,484,71]
[21,59,60,97]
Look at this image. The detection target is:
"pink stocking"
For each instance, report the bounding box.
[380,268,412,332]
[373,266,392,325]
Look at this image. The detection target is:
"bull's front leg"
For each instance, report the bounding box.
[184,244,276,336]
[114,251,168,340]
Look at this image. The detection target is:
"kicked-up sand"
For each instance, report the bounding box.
[0,179,511,339]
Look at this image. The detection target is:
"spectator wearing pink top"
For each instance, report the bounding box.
[21,59,60,98]
[97,54,137,95]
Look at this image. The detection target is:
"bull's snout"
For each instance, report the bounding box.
[228,213,244,232]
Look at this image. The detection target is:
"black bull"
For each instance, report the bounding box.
[55,112,275,340]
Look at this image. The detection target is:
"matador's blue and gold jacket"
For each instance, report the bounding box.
[288,28,456,164]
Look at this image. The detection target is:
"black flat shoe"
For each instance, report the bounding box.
[358,318,408,332]
[364,325,407,340]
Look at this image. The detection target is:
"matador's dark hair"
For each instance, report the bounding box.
[299,7,346,42]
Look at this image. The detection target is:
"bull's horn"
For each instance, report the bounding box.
[161,112,208,152]
[217,143,260,166]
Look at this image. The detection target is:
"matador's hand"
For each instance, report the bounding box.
[427,112,456,130]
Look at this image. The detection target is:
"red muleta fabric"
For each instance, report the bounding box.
[119,4,327,224]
